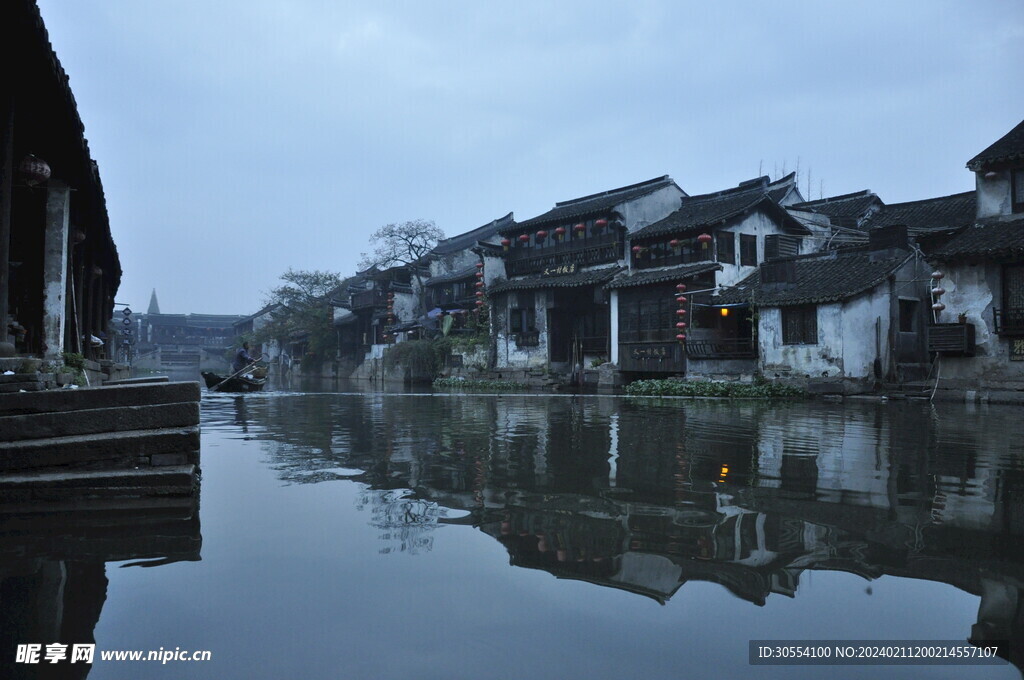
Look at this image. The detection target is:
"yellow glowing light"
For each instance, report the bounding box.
[720,308,729,317]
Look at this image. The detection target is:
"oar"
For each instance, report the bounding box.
[210,357,262,392]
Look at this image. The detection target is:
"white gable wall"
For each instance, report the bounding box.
[618,185,685,232]
[716,210,797,288]
[759,285,890,380]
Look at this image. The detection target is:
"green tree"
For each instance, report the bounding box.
[256,269,343,364]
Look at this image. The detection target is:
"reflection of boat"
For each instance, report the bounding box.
[201,371,267,393]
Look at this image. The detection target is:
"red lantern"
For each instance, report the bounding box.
[669,238,680,252]
[555,226,566,240]
[574,223,586,233]
[932,287,945,296]
[632,245,642,253]
[476,262,484,269]
[476,291,484,298]
[698,233,713,249]
[675,308,687,316]
[676,295,687,304]
[676,283,687,292]
[594,219,608,231]
[475,281,484,289]
[475,300,484,307]
[676,334,687,342]
[18,154,51,186]
[932,302,946,311]
[501,238,511,251]
[675,322,687,329]
[475,271,484,278]
[536,230,548,241]
[931,271,944,280]
[519,234,530,244]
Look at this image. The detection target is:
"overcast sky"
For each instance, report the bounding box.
[37,0,1024,315]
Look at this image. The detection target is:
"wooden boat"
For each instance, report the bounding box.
[201,371,267,393]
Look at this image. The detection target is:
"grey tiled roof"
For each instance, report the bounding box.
[432,213,514,255]
[488,266,623,294]
[605,262,721,289]
[715,250,910,307]
[967,119,1024,171]
[789,191,881,224]
[631,174,806,240]
[512,177,677,230]
[933,217,1024,261]
[861,192,975,236]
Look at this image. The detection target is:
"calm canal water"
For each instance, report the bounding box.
[5,385,1024,679]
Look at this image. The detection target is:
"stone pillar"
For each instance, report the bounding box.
[42,179,71,360]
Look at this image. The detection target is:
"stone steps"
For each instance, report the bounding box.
[0,426,200,472]
[0,401,198,443]
[0,380,199,416]
[0,464,197,501]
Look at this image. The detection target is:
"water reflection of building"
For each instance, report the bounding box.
[237,394,1024,670]
[0,495,201,678]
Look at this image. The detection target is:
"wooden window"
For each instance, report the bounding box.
[509,292,536,333]
[716,232,735,264]
[1013,170,1024,213]
[765,234,800,260]
[740,234,758,266]
[782,305,817,345]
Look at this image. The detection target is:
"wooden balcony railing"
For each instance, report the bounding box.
[506,239,623,276]
[685,338,757,360]
[351,289,386,310]
[633,250,715,270]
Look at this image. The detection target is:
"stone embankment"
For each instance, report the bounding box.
[0,381,200,503]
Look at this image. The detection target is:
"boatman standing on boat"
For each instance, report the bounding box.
[233,342,259,373]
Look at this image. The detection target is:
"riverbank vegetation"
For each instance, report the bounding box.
[625,378,805,399]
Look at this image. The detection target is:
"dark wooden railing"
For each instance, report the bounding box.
[506,236,623,276]
[994,308,1024,336]
[686,338,757,360]
[351,289,386,310]
[634,250,715,270]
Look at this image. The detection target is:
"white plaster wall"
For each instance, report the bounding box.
[934,262,1024,387]
[759,286,890,380]
[392,291,418,325]
[494,291,549,369]
[975,171,1012,219]
[619,185,684,232]
[717,210,793,288]
[760,304,844,377]
[482,254,506,287]
[841,286,891,379]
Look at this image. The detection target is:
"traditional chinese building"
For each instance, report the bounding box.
[488,176,685,376]
[715,226,931,391]
[927,118,1024,396]
[609,174,808,378]
[1,0,122,364]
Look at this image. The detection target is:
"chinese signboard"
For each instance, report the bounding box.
[1011,338,1024,361]
[541,263,577,277]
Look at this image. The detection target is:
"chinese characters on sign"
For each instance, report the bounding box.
[1011,338,1024,361]
[541,263,577,277]
[631,345,670,360]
